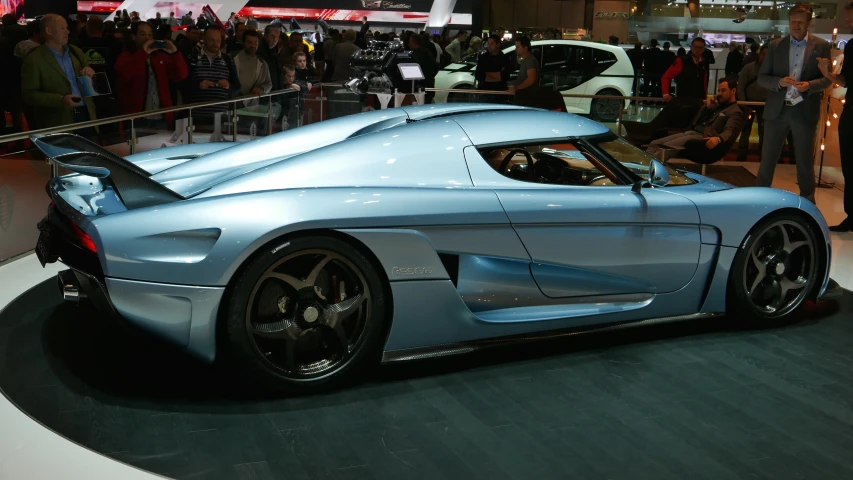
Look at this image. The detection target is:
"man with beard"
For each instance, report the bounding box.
[232,30,271,96]
[646,77,744,160]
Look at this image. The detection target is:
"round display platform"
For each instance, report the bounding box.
[2,279,853,480]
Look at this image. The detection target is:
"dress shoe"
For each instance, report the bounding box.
[829,218,852,232]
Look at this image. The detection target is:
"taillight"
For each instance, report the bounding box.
[71,222,97,253]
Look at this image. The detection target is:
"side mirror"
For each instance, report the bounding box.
[648,159,670,188]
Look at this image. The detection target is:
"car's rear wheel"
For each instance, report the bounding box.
[727,213,819,327]
[589,89,623,123]
[224,235,388,393]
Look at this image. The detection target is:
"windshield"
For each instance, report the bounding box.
[590,135,697,186]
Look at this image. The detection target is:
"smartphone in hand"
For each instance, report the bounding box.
[151,40,167,49]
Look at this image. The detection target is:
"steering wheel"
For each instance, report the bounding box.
[498,149,536,182]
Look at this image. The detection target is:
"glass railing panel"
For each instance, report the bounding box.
[0,153,51,262]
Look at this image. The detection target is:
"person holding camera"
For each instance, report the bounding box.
[114,21,188,124]
[21,14,97,131]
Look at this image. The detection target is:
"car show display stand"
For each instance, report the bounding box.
[0,259,851,480]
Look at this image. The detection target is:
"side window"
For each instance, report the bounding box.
[541,45,568,72]
[554,46,592,91]
[478,143,619,187]
[586,48,618,81]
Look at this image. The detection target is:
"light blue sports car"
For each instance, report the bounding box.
[34,104,841,393]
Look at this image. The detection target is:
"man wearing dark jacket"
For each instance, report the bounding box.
[725,42,744,77]
[475,34,509,102]
[662,37,709,101]
[257,24,283,91]
[647,77,744,160]
[408,33,436,103]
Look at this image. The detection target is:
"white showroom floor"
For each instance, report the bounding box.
[0,163,850,480]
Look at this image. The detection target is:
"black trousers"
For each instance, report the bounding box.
[838,105,853,216]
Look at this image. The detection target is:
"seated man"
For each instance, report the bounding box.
[646,77,744,160]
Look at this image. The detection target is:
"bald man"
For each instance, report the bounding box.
[21,14,98,131]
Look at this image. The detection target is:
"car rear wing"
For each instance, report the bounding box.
[32,133,185,210]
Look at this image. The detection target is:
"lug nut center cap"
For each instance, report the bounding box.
[302,306,319,323]
[774,262,786,276]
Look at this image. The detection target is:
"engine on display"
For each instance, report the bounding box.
[343,39,420,94]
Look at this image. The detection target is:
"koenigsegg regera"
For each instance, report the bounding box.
[34,104,842,392]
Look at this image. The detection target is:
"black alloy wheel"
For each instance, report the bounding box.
[728,213,819,326]
[224,235,388,393]
[589,89,623,123]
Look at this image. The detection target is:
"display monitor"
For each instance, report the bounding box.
[398,63,425,81]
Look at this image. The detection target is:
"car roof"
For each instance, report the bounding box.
[451,110,610,145]
[502,39,627,55]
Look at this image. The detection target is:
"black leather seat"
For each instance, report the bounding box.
[622,97,705,146]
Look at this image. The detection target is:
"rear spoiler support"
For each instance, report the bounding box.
[32,133,185,210]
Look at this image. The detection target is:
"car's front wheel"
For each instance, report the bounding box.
[727,212,820,327]
[223,235,388,393]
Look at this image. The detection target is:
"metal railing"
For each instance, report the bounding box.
[0,82,354,156]
[0,83,767,148]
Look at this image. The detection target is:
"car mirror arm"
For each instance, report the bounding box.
[631,179,651,194]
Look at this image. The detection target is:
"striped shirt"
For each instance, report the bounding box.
[192,52,233,114]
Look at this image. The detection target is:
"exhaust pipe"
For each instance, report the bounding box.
[57,269,86,303]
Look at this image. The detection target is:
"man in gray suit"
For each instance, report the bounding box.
[756,3,832,202]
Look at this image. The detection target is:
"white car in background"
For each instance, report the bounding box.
[434,40,634,122]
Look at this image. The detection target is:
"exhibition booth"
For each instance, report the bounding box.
[0,1,852,479]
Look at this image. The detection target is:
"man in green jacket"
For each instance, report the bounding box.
[22,14,97,132]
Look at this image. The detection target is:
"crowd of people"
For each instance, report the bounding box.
[0,5,849,230]
[0,11,511,136]
[639,2,853,233]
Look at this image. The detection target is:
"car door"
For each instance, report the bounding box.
[464,142,701,300]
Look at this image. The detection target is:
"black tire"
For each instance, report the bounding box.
[589,89,623,122]
[223,235,388,394]
[727,212,820,327]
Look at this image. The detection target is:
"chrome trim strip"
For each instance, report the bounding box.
[381,312,724,363]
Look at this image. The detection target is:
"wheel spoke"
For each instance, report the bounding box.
[766,279,783,311]
[779,276,807,298]
[250,318,297,340]
[749,270,767,296]
[269,272,304,291]
[775,223,808,255]
[748,250,767,295]
[323,293,366,327]
[786,240,809,254]
[306,255,332,287]
[250,320,301,371]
